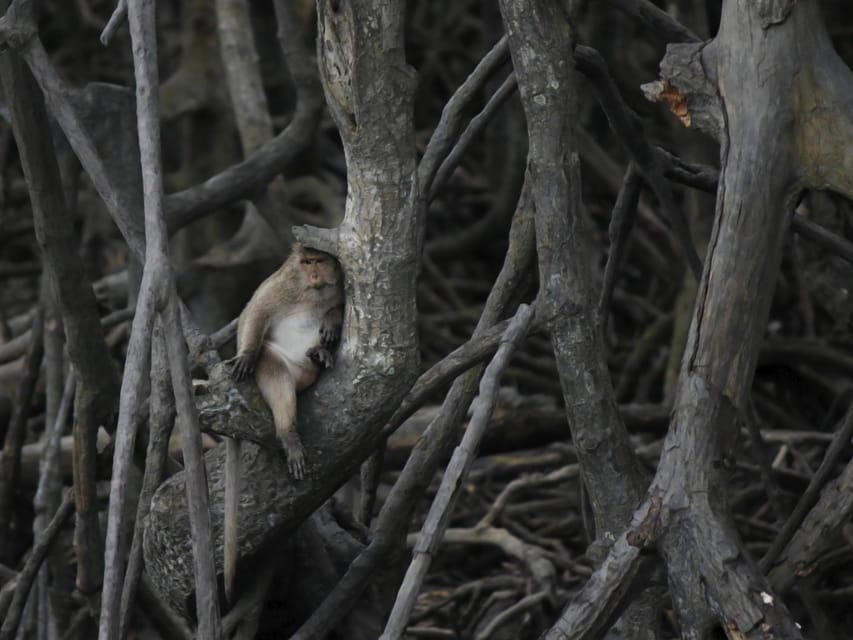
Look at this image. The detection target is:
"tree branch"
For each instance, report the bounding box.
[381,303,535,638]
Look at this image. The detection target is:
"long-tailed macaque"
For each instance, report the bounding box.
[224,243,344,602]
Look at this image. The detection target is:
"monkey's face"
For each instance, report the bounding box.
[300,252,339,289]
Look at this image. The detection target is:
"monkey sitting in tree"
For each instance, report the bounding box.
[229,243,344,478]
[223,243,344,603]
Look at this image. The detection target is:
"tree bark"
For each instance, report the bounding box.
[144,0,421,616]
[547,0,853,637]
[498,2,656,637]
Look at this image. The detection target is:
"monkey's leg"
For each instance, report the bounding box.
[255,349,307,479]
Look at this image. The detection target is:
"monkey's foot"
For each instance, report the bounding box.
[307,346,334,369]
[228,352,256,381]
[280,432,307,480]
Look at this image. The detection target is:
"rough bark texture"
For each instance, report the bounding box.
[144,0,421,616]
[541,0,853,638]
[498,2,655,638]
[652,3,847,635]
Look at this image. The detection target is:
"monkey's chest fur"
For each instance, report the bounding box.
[264,308,324,372]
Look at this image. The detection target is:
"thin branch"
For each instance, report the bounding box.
[767,448,853,593]
[99,0,126,45]
[0,42,119,597]
[164,0,323,234]
[34,289,64,640]
[599,162,642,332]
[117,322,174,640]
[209,317,238,350]
[100,0,222,637]
[137,576,193,640]
[381,304,535,639]
[418,35,509,197]
[163,293,222,637]
[429,72,517,201]
[217,0,293,247]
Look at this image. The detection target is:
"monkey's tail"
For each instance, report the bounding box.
[224,436,241,606]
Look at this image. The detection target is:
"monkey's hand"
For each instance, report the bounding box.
[320,307,343,347]
[228,351,257,381]
[307,346,334,369]
[280,431,306,480]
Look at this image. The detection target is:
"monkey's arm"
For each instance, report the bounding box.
[319,304,344,347]
[231,289,275,381]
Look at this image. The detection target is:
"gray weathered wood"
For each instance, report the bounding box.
[499,1,656,637]
[143,0,421,617]
[546,0,852,636]
[381,304,535,639]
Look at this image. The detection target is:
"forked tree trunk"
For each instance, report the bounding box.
[143,0,421,615]
[547,0,853,638]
